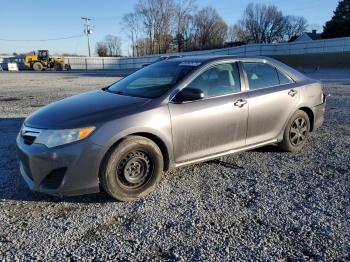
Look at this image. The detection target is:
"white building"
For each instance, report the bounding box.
[290,30,322,42]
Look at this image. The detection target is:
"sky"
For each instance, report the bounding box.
[0,0,339,56]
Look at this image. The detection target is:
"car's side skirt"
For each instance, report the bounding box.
[173,139,278,168]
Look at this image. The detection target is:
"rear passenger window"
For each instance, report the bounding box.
[277,70,293,85]
[242,62,279,90]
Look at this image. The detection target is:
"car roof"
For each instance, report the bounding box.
[158,55,308,82]
[168,55,268,63]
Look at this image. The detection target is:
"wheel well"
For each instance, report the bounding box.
[30,61,40,66]
[100,133,170,173]
[299,107,314,131]
[131,132,170,171]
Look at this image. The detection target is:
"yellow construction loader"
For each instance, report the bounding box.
[23,50,71,71]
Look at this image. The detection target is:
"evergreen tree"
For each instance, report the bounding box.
[322,0,350,39]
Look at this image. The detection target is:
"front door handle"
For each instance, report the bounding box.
[234,99,247,108]
[288,89,297,97]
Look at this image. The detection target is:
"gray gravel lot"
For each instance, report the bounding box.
[0,71,349,261]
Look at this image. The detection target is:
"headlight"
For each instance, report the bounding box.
[35,127,95,148]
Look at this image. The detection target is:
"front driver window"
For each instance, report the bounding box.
[187,63,241,98]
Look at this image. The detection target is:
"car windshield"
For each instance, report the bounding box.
[107,61,198,98]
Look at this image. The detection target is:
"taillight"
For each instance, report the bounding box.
[320,83,326,103]
[322,92,326,103]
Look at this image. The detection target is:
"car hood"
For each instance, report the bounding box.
[25,90,151,129]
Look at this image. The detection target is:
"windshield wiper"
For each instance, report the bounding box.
[104,89,152,99]
[103,88,127,96]
[113,91,127,96]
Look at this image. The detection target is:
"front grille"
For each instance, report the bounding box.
[41,168,67,189]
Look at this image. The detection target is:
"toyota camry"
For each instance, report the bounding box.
[16,56,326,201]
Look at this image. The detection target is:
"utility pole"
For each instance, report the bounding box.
[82,17,93,57]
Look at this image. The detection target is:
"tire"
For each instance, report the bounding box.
[32,62,43,71]
[53,62,63,71]
[279,110,310,152]
[100,136,164,202]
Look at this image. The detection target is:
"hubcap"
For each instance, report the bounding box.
[116,151,153,189]
[290,117,308,146]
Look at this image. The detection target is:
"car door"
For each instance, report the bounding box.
[242,61,300,145]
[168,62,249,163]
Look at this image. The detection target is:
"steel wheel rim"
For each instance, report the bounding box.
[116,150,153,189]
[290,117,308,146]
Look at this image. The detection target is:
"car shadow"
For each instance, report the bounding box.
[0,118,114,203]
[250,144,283,153]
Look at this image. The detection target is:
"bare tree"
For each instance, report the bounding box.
[156,0,176,53]
[233,3,308,44]
[122,13,141,56]
[234,3,287,44]
[224,25,248,46]
[95,42,108,57]
[174,0,196,51]
[135,0,158,54]
[192,7,228,50]
[104,35,122,57]
[231,22,249,43]
[284,15,308,40]
[136,0,177,54]
[226,25,236,42]
[121,0,232,55]
[135,38,154,56]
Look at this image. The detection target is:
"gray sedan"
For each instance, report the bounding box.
[16,56,326,201]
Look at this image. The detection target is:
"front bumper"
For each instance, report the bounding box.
[16,134,103,196]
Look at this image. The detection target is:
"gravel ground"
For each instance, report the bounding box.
[0,71,349,261]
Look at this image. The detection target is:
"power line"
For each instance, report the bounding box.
[0,34,84,42]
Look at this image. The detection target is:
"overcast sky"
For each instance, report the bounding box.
[0,0,339,56]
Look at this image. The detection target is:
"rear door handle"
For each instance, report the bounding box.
[288,89,297,97]
[234,99,247,108]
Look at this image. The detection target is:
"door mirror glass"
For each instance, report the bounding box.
[172,88,204,103]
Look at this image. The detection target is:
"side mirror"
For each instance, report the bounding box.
[172,88,204,103]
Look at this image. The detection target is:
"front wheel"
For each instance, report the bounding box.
[32,62,43,71]
[279,110,310,152]
[100,136,163,202]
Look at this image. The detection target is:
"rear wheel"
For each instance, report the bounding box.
[279,110,310,152]
[100,136,163,202]
[32,62,43,71]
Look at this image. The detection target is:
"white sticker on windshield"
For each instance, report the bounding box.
[179,62,201,67]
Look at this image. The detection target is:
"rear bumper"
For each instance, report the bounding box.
[312,101,326,130]
[16,134,103,197]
